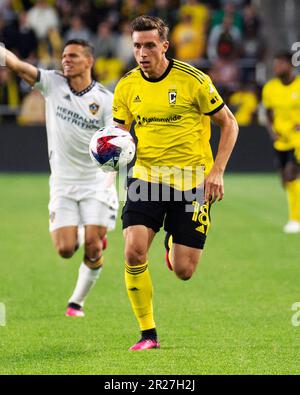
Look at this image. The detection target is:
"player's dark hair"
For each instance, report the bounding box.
[64,39,94,58]
[274,50,293,65]
[131,15,169,41]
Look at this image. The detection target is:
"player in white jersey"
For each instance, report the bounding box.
[2,39,118,317]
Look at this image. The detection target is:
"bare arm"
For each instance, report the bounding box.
[113,120,131,132]
[265,109,278,142]
[1,47,38,86]
[205,105,239,203]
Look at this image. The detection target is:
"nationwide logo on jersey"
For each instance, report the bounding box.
[168,90,177,105]
[64,94,71,101]
[133,95,141,103]
[89,102,100,115]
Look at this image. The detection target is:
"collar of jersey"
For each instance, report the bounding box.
[68,80,96,96]
[140,58,173,83]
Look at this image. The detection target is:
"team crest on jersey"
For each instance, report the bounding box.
[168,90,177,105]
[89,102,100,115]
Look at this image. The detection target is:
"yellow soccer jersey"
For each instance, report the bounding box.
[113,59,224,189]
[262,76,300,151]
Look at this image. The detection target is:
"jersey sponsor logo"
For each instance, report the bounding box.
[133,95,141,103]
[136,114,182,125]
[64,94,71,101]
[168,90,177,105]
[56,105,101,129]
[89,102,100,115]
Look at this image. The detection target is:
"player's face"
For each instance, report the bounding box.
[132,30,169,78]
[273,58,292,78]
[62,44,93,78]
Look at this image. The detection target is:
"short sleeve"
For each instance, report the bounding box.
[195,74,224,115]
[112,81,133,126]
[34,69,58,97]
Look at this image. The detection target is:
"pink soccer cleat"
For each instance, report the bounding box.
[65,306,85,317]
[129,338,160,351]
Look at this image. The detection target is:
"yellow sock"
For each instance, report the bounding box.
[125,261,155,331]
[286,180,300,221]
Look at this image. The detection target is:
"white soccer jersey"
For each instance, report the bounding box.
[35,69,114,186]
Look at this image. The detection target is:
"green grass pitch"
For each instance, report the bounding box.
[0,173,300,375]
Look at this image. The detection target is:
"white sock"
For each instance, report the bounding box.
[68,262,102,307]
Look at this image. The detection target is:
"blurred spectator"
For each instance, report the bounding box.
[209,31,241,101]
[95,0,121,31]
[229,83,258,126]
[171,11,206,61]
[120,0,150,22]
[64,14,93,43]
[180,0,209,30]
[15,12,38,61]
[0,67,20,123]
[77,0,99,32]
[207,15,241,61]
[242,3,264,61]
[148,0,178,31]
[0,0,17,25]
[210,56,240,92]
[0,14,18,50]
[210,0,243,32]
[27,0,59,40]
[92,21,118,59]
[116,19,135,70]
[56,0,73,35]
[18,89,45,125]
[94,57,123,91]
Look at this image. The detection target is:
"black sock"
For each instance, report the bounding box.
[141,328,157,340]
[164,232,171,251]
[68,302,81,310]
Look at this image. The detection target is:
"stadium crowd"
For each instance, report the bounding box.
[0,0,264,125]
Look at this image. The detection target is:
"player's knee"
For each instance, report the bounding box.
[283,165,298,183]
[175,269,193,281]
[57,244,75,259]
[84,236,101,257]
[125,245,147,265]
[173,258,198,281]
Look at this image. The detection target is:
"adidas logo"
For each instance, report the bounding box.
[64,94,71,101]
[133,95,141,103]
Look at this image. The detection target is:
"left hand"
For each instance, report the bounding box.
[204,168,224,203]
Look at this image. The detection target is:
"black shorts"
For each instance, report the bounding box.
[122,179,211,249]
[274,148,299,169]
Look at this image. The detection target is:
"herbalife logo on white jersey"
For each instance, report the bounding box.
[56,106,101,130]
[133,95,141,103]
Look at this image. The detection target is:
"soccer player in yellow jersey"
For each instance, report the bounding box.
[262,52,300,233]
[113,15,239,350]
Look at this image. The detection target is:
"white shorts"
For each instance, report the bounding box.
[48,182,118,232]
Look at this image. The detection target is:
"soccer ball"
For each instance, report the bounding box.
[89,125,135,172]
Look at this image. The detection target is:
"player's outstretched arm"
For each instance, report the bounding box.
[205,105,239,203]
[265,109,278,142]
[1,47,38,86]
